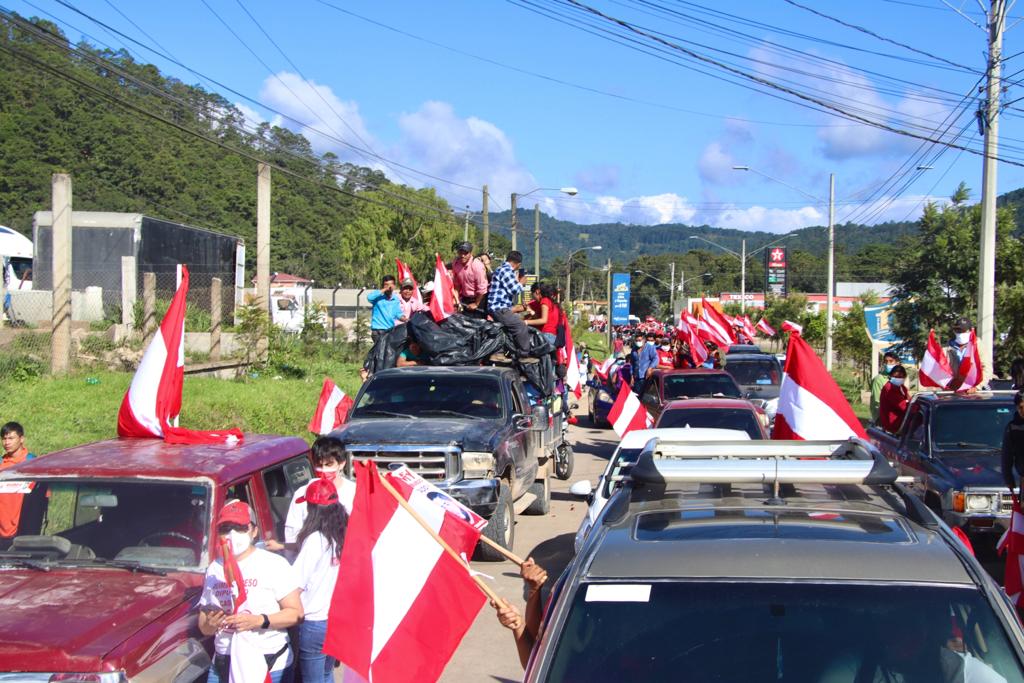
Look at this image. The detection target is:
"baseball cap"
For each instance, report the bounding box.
[217,499,255,527]
[296,477,340,506]
[400,279,415,290]
[457,241,473,253]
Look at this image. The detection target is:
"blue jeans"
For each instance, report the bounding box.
[207,654,294,683]
[299,619,336,683]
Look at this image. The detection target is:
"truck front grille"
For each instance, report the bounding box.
[346,445,459,481]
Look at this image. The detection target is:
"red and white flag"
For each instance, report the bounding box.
[428,253,457,323]
[755,318,776,337]
[955,329,984,392]
[677,311,709,366]
[117,265,242,445]
[999,497,1024,607]
[740,315,758,342]
[395,257,423,305]
[607,384,652,437]
[920,329,954,389]
[308,377,354,435]
[325,462,485,683]
[593,356,616,381]
[781,320,803,335]
[559,315,582,399]
[701,298,736,347]
[773,332,867,441]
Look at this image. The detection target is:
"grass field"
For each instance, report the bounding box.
[3,365,363,455]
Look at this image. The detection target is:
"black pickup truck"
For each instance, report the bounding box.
[332,366,554,560]
[867,391,1017,543]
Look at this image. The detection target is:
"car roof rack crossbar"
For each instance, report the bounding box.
[648,439,848,460]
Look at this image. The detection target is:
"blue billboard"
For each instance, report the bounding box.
[611,273,631,325]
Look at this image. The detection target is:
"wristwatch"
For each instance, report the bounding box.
[260,614,270,630]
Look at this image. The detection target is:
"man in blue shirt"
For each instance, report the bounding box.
[486,251,532,353]
[366,275,403,344]
[634,332,660,396]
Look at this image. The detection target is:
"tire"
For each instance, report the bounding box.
[475,481,515,561]
[524,475,551,515]
[554,444,575,480]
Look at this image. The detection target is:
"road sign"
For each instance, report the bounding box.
[611,273,631,325]
[765,246,788,297]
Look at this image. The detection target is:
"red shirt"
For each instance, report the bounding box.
[0,447,30,537]
[879,382,909,433]
[656,348,675,369]
[529,298,560,335]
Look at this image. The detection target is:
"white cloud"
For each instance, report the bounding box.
[233,102,265,128]
[714,205,823,232]
[697,142,738,185]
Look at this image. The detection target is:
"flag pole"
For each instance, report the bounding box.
[477,535,526,566]
[376,471,503,602]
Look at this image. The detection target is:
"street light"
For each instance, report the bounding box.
[566,245,603,306]
[689,233,795,315]
[510,187,579,274]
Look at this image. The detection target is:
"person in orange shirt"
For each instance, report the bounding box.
[0,422,35,538]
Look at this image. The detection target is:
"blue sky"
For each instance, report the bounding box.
[14,0,1024,231]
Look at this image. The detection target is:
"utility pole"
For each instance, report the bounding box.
[482,185,490,254]
[606,257,613,353]
[463,205,470,243]
[50,173,72,374]
[740,239,746,314]
[534,203,541,278]
[669,262,676,317]
[977,0,1007,381]
[825,173,836,372]
[510,192,518,252]
[256,163,271,358]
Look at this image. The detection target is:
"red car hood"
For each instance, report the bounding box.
[0,567,197,672]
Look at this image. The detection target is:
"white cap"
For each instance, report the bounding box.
[422,281,435,293]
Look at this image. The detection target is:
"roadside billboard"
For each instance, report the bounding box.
[611,273,631,325]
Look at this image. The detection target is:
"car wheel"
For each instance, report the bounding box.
[524,475,551,515]
[475,481,515,561]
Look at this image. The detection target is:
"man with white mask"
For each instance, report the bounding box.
[199,500,303,683]
[948,318,986,392]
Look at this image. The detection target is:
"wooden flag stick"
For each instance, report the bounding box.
[377,471,501,603]
[477,535,526,566]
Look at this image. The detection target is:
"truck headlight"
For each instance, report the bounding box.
[462,452,494,478]
[965,494,994,513]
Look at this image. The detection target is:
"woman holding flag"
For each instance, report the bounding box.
[199,500,303,682]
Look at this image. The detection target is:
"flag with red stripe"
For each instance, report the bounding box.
[559,316,582,398]
[755,318,776,337]
[593,356,616,381]
[308,377,355,435]
[395,258,423,305]
[607,384,652,437]
[773,332,866,441]
[701,298,736,347]
[429,253,457,323]
[677,311,709,366]
[325,462,485,683]
[956,329,984,392]
[739,315,758,342]
[920,329,953,389]
[117,264,242,445]
[999,497,1024,607]
[781,320,803,335]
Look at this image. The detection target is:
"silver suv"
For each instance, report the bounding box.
[526,438,1024,682]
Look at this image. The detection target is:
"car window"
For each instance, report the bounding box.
[932,404,1014,451]
[663,374,742,399]
[262,455,314,541]
[602,448,644,499]
[725,359,781,386]
[544,583,1024,683]
[904,406,926,451]
[643,381,659,403]
[354,374,504,419]
[655,408,763,439]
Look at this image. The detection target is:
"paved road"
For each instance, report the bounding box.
[439,413,617,683]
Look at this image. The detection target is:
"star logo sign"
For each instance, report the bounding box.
[770,248,784,263]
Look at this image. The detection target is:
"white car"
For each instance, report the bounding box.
[570,427,750,552]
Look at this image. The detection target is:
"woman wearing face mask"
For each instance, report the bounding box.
[879,365,910,434]
[292,478,349,682]
[656,337,675,370]
[277,437,356,558]
[199,500,303,683]
[947,318,981,392]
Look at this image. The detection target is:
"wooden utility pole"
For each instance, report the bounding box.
[533,203,541,277]
[482,185,490,254]
[606,258,613,353]
[510,192,518,252]
[50,173,72,374]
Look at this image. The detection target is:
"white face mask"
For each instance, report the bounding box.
[890,377,905,387]
[661,345,670,351]
[956,331,970,345]
[315,465,341,481]
[885,363,897,372]
[228,530,252,556]
[635,341,644,348]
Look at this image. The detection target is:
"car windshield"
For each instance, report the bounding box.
[353,374,503,419]
[725,359,781,386]
[932,403,1015,450]
[543,583,1024,683]
[655,408,762,439]
[663,374,741,399]
[0,479,210,569]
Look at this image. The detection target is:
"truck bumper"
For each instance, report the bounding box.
[439,478,500,518]
[945,512,1009,534]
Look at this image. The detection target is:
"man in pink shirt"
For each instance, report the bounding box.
[398,279,427,321]
[450,242,489,318]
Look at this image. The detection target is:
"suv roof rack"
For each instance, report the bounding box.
[644,439,849,460]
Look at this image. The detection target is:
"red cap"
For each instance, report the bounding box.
[296,478,339,506]
[217,499,255,527]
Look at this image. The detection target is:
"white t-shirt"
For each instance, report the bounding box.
[199,548,300,668]
[292,531,341,621]
[284,476,356,544]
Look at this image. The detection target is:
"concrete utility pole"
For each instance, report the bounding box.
[534,203,541,277]
[606,257,613,353]
[740,240,746,314]
[669,262,676,317]
[977,0,1007,381]
[825,173,836,372]
[463,205,471,243]
[256,163,271,313]
[50,173,72,374]
[482,185,490,254]
[510,192,518,252]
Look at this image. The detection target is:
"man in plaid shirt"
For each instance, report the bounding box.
[487,251,532,353]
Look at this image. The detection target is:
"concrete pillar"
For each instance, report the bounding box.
[50,173,72,374]
[256,163,271,358]
[142,272,156,344]
[210,277,222,361]
[121,255,136,329]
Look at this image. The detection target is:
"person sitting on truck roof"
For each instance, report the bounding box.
[487,251,532,354]
[948,318,984,392]
[396,340,426,367]
[525,283,561,345]
[397,279,427,322]
[1002,392,1024,493]
[451,241,489,318]
[878,365,910,434]
[366,275,403,344]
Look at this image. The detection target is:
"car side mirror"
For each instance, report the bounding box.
[569,480,593,497]
[532,404,549,428]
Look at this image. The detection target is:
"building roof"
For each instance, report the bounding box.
[270,272,313,285]
[0,434,310,484]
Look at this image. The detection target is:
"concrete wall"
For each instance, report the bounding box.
[8,287,105,323]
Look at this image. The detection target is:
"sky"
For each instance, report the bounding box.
[12,0,1024,232]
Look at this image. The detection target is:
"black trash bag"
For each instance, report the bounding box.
[407,311,505,365]
[364,323,408,374]
[517,354,555,397]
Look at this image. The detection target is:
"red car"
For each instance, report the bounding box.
[653,398,770,439]
[0,434,313,681]
[637,369,743,423]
